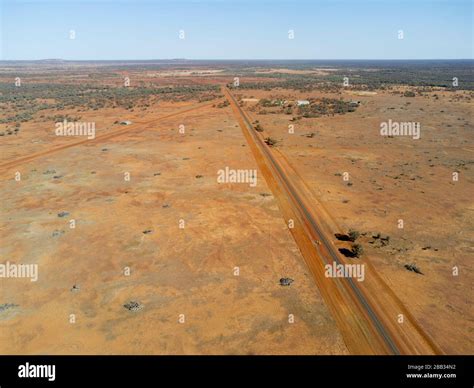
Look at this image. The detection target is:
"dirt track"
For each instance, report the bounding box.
[0,100,348,355]
[223,86,442,355]
[0,100,219,173]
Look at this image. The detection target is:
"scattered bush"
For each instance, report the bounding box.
[264,137,277,147]
[348,229,360,242]
[351,243,364,258]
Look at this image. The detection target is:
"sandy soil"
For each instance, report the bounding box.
[0,97,347,354]
[239,87,473,354]
[1,65,472,355]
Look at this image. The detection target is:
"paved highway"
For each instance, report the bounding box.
[223,86,441,355]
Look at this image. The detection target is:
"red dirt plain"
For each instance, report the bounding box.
[0,69,347,353]
[1,64,472,354]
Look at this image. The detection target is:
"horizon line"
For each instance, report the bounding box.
[1,58,473,62]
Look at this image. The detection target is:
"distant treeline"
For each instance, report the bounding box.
[0,83,220,124]
[229,63,474,90]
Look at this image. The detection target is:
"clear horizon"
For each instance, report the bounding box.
[1,0,473,61]
[1,58,474,60]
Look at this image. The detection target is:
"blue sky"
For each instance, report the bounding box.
[0,0,472,60]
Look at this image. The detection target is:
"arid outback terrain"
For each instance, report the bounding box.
[0,60,472,354]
